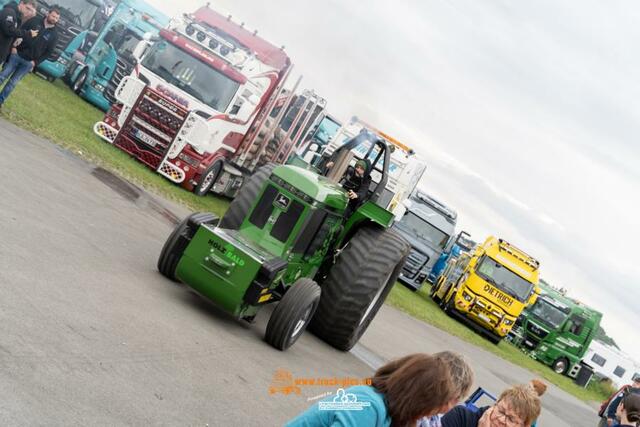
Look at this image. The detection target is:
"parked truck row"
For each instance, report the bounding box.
[9,1,613,382]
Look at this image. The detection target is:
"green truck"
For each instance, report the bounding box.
[508,282,602,379]
[158,131,411,351]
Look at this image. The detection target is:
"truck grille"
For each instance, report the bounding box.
[48,26,81,61]
[522,336,540,350]
[470,304,500,326]
[526,322,549,339]
[105,58,133,105]
[401,249,429,279]
[114,88,188,170]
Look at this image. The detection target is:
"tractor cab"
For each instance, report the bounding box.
[323,129,392,209]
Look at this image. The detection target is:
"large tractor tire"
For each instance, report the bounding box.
[265,278,321,351]
[309,225,410,351]
[218,163,277,230]
[157,212,219,281]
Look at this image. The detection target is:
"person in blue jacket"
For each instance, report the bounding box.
[286,351,474,427]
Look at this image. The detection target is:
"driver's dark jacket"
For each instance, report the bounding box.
[341,170,371,208]
[0,2,27,63]
[17,17,58,66]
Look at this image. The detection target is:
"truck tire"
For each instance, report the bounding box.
[265,278,321,351]
[488,333,502,345]
[157,212,219,281]
[219,163,277,230]
[552,357,569,375]
[309,225,410,351]
[442,295,455,315]
[429,280,441,303]
[72,68,88,95]
[193,160,223,197]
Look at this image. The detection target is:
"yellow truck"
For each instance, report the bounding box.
[430,236,540,344]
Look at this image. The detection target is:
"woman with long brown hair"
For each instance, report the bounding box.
[286,351,474,427]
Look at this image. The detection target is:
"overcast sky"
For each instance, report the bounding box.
[146,0,640,362]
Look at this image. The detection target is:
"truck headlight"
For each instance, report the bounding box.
[178,152,200,168]
[92,82,105,92]
[58,57,69,65]
[503,318,513,325]
[462,291,474,302]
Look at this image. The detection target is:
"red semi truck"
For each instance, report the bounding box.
[94,5,320,196]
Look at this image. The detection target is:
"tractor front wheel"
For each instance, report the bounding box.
[309,225,410,351]
[157,212,219,281]
[265,278,321,351]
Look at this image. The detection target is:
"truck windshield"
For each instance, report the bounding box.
[529,298,569,329]
[311,116,341,146]
[55,0,99,27]
[141,40,240,112]
[475,256,534,302]
[117,32,142,59]
[396,212,449,249]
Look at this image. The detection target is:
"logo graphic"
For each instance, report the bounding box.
[275,193,290,209]
[319,388,371,411]
[269,369,302,396]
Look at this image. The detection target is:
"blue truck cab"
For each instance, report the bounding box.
[0,0,107,80]
[428,230,476,283]
[65,0,167,110]
[395,191,458,291]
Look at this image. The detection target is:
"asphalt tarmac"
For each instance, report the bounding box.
[0,119,596,426]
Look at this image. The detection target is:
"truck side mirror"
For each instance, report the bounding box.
[132,41,149,63]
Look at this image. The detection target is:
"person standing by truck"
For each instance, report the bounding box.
[0,0,37,64]
[0,7,58,108]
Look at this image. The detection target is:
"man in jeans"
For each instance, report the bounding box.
[0,0,38,65]
[0,7,58,109]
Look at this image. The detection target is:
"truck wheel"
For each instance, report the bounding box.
[488,333,502,345]
[309,225,410,351]
[72,68,88,95]
[219,163,276,230]
[442,296,453,314]
[552,357,569,375]
[193,161,223,197]
[265,278,321,351]
[429,280,441,303]
[157,212,219,281]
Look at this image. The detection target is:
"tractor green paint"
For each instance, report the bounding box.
[161,131,412,350]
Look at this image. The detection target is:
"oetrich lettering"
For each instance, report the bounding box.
[483,284,513,306]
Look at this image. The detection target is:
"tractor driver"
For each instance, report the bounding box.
[341,159,371,217]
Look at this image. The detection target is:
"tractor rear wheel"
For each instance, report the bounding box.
[265,278,321,351]
[218,163,276,230]
[309,225,410,351]
[157,212,219,281]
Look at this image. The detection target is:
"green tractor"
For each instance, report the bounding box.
[157,132,411,351]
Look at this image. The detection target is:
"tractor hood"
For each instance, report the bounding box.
[271,165,348,211]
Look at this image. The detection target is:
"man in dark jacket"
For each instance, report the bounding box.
[0,7,58,108]
[0,0,38,64]
[340,159,372,217]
